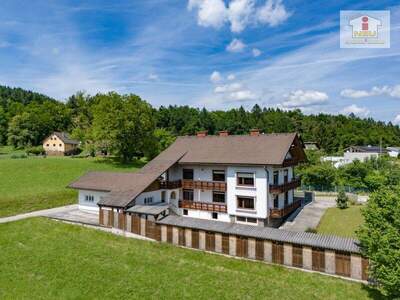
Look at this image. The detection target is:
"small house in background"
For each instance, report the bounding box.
[387,147,400,158]
[304,141,319,150]
[43,132,79,156]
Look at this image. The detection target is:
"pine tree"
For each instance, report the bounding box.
[336,190,348,209]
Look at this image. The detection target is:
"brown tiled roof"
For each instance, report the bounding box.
[171,133,303,165]
[68,132,304,208]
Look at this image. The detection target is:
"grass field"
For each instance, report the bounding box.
[316,206,364,238]
[0,152,143,217]
[0,218,384,299]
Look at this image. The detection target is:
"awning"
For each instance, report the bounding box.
[126,204,170,216]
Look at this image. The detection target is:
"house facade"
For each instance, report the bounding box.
[69,130,306,227]
[43,132,79,155]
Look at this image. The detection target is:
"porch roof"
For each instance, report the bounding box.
[126,204,170,216]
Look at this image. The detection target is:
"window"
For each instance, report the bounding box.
[144,197,153,204]
[170,191,176,200]
[183,209,188,216]
[284,192,289,206]
[273,171,279,185]
[237,196,255,210]
[284,169,289,183]
[182,169,193,180]
[46,144,49,147]
[161,191,166,203]
[237,172,254,186]
[183,189,194,201]
[212,191,225,203]
[273,195,279,208]
[212,212,218,219]
[212,170,225,182]
[236,216,257,224]
[85,195,94,202]
[53,144,56,147]
[59,144,62,147]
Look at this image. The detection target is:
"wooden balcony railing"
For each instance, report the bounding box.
[182,180,226,192]
[159,180,182,189]
[269,177,301,194]
[269,199,301,219]
[179,200,227,213]
[282,158,298,167]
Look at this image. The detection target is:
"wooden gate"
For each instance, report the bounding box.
[255,239,264,260]
[118,213,125,230]
[192,229,199,249]
[205,232,215,252]
[312,248,325,272]
[221,234,229,254]
[362,258,369,281]
[335,252,351,277]
[132,215,140,234]
[292,245,303,268]
[272,242,284,264]
[178,228,186,246]
[146,220,157,239]
[167,226,173,243]
[236,237,248,258]
[99,208,104,225]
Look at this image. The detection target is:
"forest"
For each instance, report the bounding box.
[1,85,400,161]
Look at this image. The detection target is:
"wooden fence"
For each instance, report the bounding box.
[99,208,369,282]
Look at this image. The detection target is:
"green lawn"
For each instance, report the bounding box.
[0,218,384,299]
[0,155,143,217]
[317,206,364,238]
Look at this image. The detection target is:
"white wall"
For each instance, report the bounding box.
[344,152,379,162]
[135,188,180,205]
[388,150,399,158]
[78,190,108,211]
[184,209,230,222]
[170,164,227,182]
[226,166,268,219]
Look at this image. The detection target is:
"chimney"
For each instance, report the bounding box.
[250,129,260,136]
[218,130,229,137]
[196,130,208,137]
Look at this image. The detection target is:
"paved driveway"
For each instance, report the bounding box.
[0,205,98,226]
[280,196,336,232]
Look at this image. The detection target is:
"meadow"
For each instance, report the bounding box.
[0,218,384,299]
[0,148,142,217]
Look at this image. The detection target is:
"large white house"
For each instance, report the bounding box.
[69,130,306,227]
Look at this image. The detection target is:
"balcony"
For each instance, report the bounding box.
[182,180,226,192]
[159,180,182,189]
[269,177,301,194]
[282,158,298,167]
[179,200,227,213]
[269,199,301,219]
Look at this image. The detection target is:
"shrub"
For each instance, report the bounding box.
[26,146,45,156]
[305,227,317,233]
[358,186,400,297]
[336,190,348,209]
[11,153,27,159]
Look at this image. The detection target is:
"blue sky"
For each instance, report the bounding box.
[0,0,399,123]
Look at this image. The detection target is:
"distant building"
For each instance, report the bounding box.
[43,132,79,156]
[304,142,319,150]
[387,147,400,158]
[322,145,387,168]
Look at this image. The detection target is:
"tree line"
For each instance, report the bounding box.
[1,85,400,161]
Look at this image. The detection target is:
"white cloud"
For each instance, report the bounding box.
[228,0,255,33]
[227,74,236,80]
[214,82,243,93]
[340,85,400,99]
[257,0,291,27]
[226,38,246,52]
[188,0,227,29]
[281,90,328,108]
[252,48,262,57]
[229,89,257,101]
[341,104,370,117]
[188,0,290,32]
[148,73,159,80]
[393,114,400,125]
[210,70,222,83]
